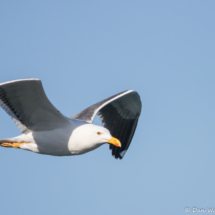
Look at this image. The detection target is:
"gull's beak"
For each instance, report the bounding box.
[106,137,121,147]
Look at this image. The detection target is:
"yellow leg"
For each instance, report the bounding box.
[0,142,27,148]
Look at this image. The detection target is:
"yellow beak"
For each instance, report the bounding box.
[106,136,121,147]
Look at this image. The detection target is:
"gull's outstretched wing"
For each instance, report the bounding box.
[70,90,142,159]
[0,78,70,134]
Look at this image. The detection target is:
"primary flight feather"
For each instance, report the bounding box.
[0,78,141,159]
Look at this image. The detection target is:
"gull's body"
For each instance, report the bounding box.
[6,121,110,156]
[0,78,141,159]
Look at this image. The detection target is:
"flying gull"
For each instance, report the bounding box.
[0,78,141,159]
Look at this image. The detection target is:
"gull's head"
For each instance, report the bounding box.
[68,124,121,154]
[93,126,121,147]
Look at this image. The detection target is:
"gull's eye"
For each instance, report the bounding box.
[97,132,101,135]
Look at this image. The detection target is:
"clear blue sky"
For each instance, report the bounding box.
[0,1,215,214]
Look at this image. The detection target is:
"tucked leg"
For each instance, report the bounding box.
[0,142,27,148]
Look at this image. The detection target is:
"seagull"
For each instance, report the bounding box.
[0,78,141,159]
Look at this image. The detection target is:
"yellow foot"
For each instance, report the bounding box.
[1,142,27,148]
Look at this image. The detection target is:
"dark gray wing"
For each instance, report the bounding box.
[70,90,142,159]
[0,78,71,133]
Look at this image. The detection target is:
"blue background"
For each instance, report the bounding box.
[0,1,215,214]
